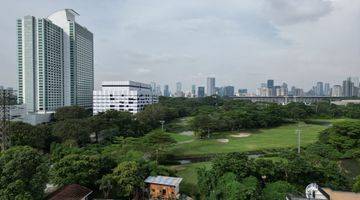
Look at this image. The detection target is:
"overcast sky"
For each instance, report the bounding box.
[0,0,359,92]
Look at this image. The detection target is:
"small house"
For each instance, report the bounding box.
[47,184,93,200]
[145,176,183,199]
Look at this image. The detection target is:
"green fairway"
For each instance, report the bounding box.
[168,132,194,143]
[170,162,211,196]
[170,122,327,157]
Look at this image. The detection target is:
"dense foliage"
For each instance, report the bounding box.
[3,97,360,199]
[197,151,348,200]
[0,146,48,200]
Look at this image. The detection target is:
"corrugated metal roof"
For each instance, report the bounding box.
[145,176,183,186]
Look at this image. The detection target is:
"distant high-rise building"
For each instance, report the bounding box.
[191,85,196,97]
[351,77,360,87]
[223,86,235,97]
[206,77,215,96]
[316,82,324,96]
[342,77,354,97]
[150,82,157,93]
[238,89,248,96]
[197,86,205,97]
[324,83,330,96]
[275,86,281,96]
[156,85,162,96]
[281,82,288,96]
[17,9,93,114]
[163,85,170,97]
[176,82,182,93]
[267,79,274,96]
[267,80,274,88]
[331,85,342,97]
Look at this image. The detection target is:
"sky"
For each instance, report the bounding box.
[0,0,359,92]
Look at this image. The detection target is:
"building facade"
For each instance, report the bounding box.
[163,85,170,97]
[197,86,205,97]
[342,77,354,97]
[331,85,342,97]
[206,77,215,96]
[17,9,93,116]
[93,81,157,114]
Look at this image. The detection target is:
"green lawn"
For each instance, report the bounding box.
[170,122,327,157]
[169,162,211,196]
[168,132,194,143]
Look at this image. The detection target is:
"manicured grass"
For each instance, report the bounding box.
[169,162,211,196]
[168,132,194,143]
[170,122,327,157]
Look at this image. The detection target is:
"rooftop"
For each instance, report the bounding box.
[145,176,183,186]
[47,184,92,200]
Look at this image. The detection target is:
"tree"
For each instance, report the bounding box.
[0,146,48,200]
[319,120,360,157]
[50,153,113,188]
[191,114,217,138]
[9,122,50,150]
[212,153,252,180]
[353,175,360,192]
[252,159,276,183]
[100,161,144,198]
[52,119,91,145]
[261,181,296,200]
[54,106,90,121]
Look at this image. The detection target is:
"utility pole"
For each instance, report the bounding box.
[160,120,165,132]
[0,89,14,151]
[296,124,301,154]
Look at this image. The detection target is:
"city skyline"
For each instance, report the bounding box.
[0,0,360,91]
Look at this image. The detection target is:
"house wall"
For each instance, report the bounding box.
[149,184,177,199]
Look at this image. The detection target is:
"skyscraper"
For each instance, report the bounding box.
[222,86,235,97]
[191,85,196,97]
[324,83,330,96]
[163,85,170,97]
[267,79,274,96]
[197,86,205,97]
[206,77,215,96]
[316,82,324,96]
[281,82,288,96]
[176,82,182,93]
[331,85,342,97]
[17,9,93,114]
[342,77,354,97]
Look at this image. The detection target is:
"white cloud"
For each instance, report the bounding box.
[262,0,333,25]
[0,0,359,92]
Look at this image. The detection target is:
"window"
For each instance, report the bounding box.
[162,189,166,195]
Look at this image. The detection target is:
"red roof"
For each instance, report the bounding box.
[47,184,93,200]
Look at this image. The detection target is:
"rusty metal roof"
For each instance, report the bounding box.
[145,176,182,186]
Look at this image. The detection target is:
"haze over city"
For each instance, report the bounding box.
[0,0,359,91]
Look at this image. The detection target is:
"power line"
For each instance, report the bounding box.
[0,89,15,151]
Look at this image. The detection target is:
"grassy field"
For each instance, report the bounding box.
[169,122,327,157]
[169,162,211,196]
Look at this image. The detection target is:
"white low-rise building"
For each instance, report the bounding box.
[93,81,158,115]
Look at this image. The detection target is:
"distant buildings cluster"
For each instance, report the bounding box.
[4,9,360,126]
[256,77,360,98]
[149,76,360,99]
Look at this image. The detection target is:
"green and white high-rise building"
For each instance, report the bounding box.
[17,9,93,118]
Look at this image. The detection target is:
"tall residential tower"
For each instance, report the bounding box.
[206,77,215,96]
[17,9,93,116]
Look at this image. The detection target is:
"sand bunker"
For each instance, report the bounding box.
[230,133,251,138]
[217,138,229,143]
